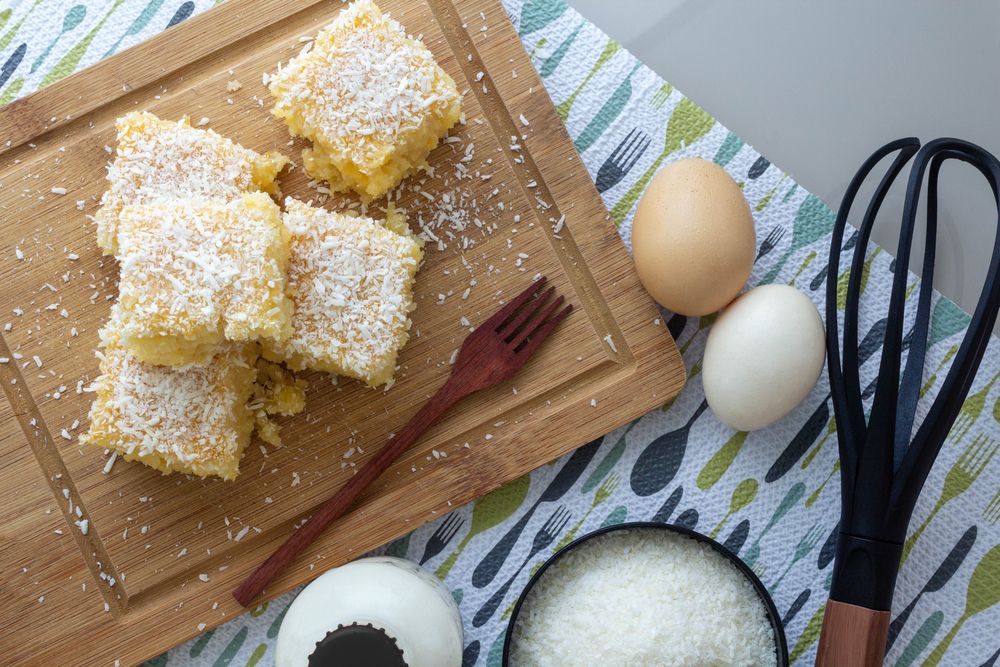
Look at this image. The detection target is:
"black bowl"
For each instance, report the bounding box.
[502,521,789,666]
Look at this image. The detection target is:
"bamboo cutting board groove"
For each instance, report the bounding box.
[0,0,685,663]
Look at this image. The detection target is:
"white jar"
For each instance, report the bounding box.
[275,557,463,667]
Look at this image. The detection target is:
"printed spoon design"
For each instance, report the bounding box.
[761,193,835,284]
[748,156,770,180]
[709,478,757,538]
[165,1,194,28]
[0,0,42,52]
[809,229,860,291]
[539,20,584,78]
[31,5,86,73]
[435,474,530,579]
[104,0,164,57]
[579,423,634,493]
[631,401,708,496]
[886,525,977,650]
[666,313,687,341]
[461,641,479,667]
[754,174,790,214]
[790,604,826,663]
[554,35,617,118]
[610,98,716,225]
[894,612,944,667]
[41,0,127,87]
[472,507,572,627]
[744,482,806,566]
[835,247,881,310]
[0,43,25,90]
[771,316,888,478]
[651,485,683,523]
[574,61,642,154]
[765,399,829,483]
[817,521,839,570]
[600,505,628,528]
[517,0,568,37]
[697,430,749,491]
[924,544,1000,666]
[713,131,743,167]
[804,459,840,508]
[722,518,750,555]
[920,345,958,399]
[472,439,599,587]
[782,588,811,627]
[927,295,971,349]
[800,417,836,470]
[674,508,698,530]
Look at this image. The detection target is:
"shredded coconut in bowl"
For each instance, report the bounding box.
[508,528,778,667]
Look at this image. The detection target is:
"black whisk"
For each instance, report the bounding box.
[816,138,1000,666]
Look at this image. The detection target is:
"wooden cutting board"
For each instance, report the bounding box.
[0,0,685,663]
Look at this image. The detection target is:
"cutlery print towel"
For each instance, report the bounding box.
[2,0,999,665]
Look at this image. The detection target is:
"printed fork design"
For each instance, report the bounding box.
[472,506,572,627]
[595,128,651,193]
[419,513,465,565]
[902,434,998,563]
[756,226,787,263]
[771,524,824,592]
[986,487,1000,525]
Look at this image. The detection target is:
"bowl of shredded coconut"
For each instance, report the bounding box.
[504,522,788,667]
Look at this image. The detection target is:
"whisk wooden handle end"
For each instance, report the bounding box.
[816,600,890,667]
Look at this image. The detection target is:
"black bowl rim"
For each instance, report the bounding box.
[501,520,790,666]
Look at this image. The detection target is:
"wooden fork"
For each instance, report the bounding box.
[233,276,573,606]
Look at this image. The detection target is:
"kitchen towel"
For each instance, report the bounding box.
[1,0,998,665]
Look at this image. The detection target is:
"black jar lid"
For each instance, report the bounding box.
[308,622,407,667]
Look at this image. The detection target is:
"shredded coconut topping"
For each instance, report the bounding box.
[81,336,258,480]
[262,199,422,386]
[94,111,286,255]
[112,194,292,367]
[267,0,461,196]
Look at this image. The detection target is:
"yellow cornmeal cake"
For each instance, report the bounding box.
[267,0,461,199]
[251,358,309,446]
[95,111,288,255]
[82,336,259,480]
[262,198,423,387]
[112,193,293,368]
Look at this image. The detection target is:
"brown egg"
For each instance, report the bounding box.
[631,157,755,316]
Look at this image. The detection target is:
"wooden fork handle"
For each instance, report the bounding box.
[233,375,470,607]
[815,600,890,667]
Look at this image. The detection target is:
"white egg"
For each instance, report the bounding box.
[703,285,825,431]
[275,557,463,667]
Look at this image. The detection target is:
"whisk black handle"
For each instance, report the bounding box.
[819,137,1000,666]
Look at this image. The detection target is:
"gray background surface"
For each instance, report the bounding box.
[573,0,1000,331]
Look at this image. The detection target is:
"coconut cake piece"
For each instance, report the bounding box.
[81,333,259,481]
[267,0,462,199]
[112,192,293,368]
[95,111,288,255]
[262,198,423,387]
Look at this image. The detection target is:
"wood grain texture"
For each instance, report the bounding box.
[816,600,891,667]
[0,0,685,664]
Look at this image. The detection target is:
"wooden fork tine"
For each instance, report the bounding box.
[479,276,547,333]
[510,295,565,348]
[500,286,556,340]
[516,304,573,356]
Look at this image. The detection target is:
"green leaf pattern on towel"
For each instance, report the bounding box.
[2,1,998,666]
